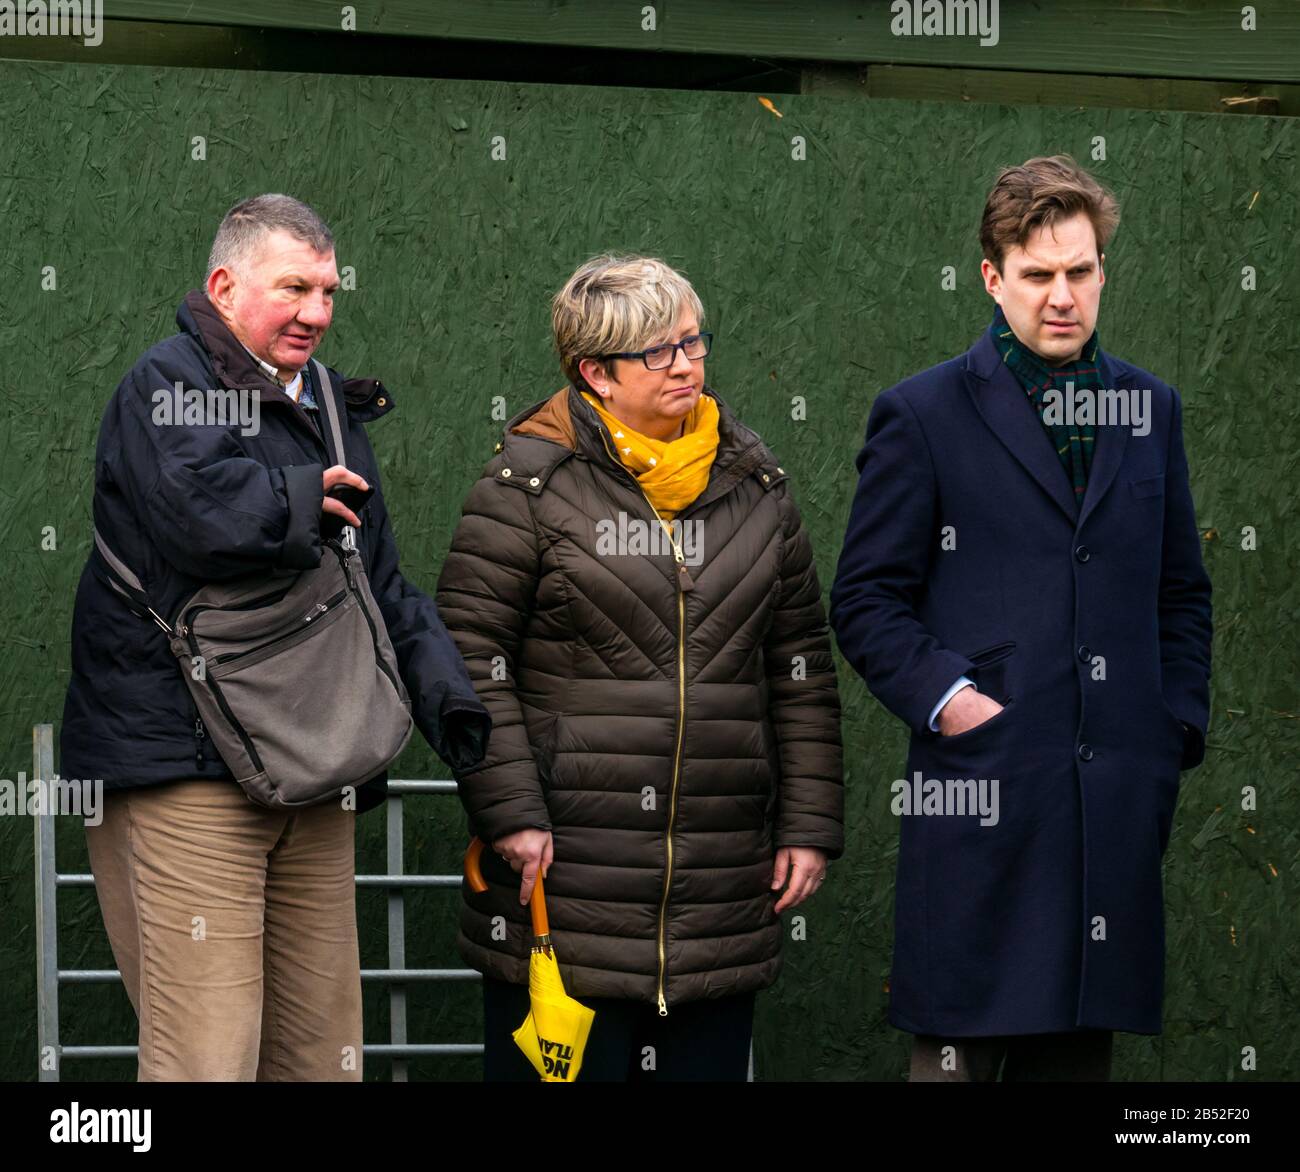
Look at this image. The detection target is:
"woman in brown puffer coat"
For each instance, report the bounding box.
[435,254,843,1082]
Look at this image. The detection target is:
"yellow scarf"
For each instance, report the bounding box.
[580,390,721,521]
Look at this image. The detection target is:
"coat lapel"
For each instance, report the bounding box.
[964,329,1078,524]
[1076,349,1132,530]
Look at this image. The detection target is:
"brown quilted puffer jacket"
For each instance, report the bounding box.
[435,383,843,1012]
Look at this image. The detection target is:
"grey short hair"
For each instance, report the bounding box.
[552,254,705,392]
[206,194,334,281]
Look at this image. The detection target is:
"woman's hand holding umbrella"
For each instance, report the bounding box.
[463,832,594,1081]
[493,828,555,905]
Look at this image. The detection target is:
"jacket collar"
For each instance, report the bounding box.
[176,290,397,426]
[963,324,1135,530]
[502,384,789,510]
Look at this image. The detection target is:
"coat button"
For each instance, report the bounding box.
[1075,544,1091,562]
[529,476,540,487]
[1077,644,1091,662]
[1078,743,1094,761]
[762,473,770,482]
[377,397,386,407]
[501,468,512,478]
[777,466,785,474]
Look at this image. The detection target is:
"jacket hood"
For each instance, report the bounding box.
[509,384,581,447]
[176,290,396,425]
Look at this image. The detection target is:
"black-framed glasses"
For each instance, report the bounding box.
[603,332,712,371]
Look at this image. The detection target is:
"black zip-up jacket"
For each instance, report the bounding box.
[60,291,490,811]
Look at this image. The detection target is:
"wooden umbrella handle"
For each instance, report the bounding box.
[530,869,550,940]
[465,835,551,943]
[463,836,488,893]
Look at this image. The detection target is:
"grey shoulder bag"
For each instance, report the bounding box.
[94,358,413,808]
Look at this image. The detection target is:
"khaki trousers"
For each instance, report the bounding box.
[85,779,362,1082]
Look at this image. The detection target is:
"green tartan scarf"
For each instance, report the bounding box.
[991,303,1102,503]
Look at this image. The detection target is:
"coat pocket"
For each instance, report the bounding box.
[532,713,562,791]
[762,721,780,825]
[1131,474,1165,499]
[1159,697,1189,763]
[762,719,780,773]
[935,697,1015,745]
[964,640,1016,708]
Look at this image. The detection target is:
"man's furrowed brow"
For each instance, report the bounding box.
[277,272,339,290]
[1017,258,1095,276]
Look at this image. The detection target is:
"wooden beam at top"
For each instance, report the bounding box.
[92,0,1300,83]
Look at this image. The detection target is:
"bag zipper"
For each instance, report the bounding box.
[186,584,294,621]
[194,713,206,772]
[181,621,263,774]
[176,543,399,778]
[208,589,349,665]
[326,538,403,696]
[176,586,296,776]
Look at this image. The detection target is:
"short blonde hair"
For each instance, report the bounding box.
[551,254,705,391]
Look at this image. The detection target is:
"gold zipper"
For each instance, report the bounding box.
[593,421,692,1014]
[656,583,686,1015]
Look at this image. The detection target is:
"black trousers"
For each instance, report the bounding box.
[482,975,755,1082]
[909,1030,1115,1082]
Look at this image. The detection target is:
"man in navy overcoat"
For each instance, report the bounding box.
[830,156,1212,1081]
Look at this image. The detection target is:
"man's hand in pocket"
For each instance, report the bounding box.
[938,686,1004,736]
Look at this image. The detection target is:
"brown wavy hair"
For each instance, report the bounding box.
[979,155,1119,272]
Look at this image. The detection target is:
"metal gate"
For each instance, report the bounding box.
[31,723,481,1081]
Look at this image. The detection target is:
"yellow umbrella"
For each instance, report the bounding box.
[464,837,595,1082]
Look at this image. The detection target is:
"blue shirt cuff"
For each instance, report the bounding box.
[929,676,975,731]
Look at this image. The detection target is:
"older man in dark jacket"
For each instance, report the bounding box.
[61,194,489,1081]
[830,157,1212,1081]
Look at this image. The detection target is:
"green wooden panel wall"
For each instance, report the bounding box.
[0,59,1294,1082]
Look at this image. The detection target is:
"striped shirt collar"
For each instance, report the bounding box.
[237,339,304,403]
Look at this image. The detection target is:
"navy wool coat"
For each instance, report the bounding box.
[830,325,1212,1036]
